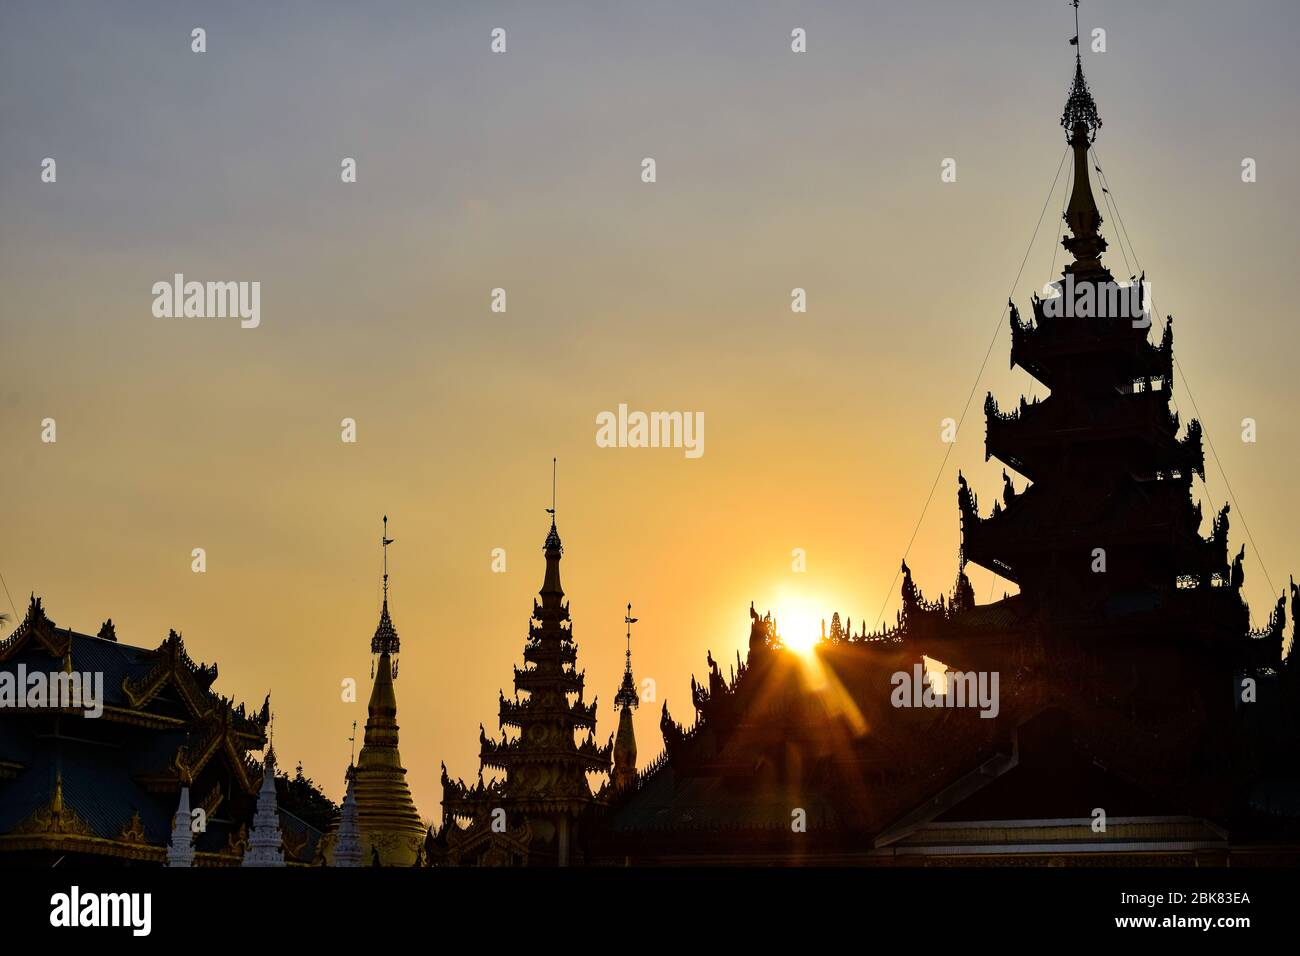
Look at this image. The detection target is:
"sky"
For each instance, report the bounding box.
[2,0,1298,817]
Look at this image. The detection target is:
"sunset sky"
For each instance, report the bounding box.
[2,0,1298,816]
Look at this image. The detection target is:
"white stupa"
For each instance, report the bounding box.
[330,768,364,867]
[241,747,286,867]
[166,785,194,867]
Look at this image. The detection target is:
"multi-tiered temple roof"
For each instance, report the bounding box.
[958,47,1237,632]
[433,514,611,866]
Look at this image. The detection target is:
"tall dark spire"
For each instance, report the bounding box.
[612,603,639,793]
[1060,1,1108,278]
[439,472,612,865]
[968,1,1217,620]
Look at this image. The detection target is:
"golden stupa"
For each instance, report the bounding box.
[342,518,426,865]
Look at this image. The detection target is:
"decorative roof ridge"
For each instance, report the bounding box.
[144,711,262,795]
[0,594,68,662]
[14,771,93,837]
[121,633,220,717]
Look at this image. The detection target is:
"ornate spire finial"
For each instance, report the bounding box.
[1061,58,1101,145]
[371,517,400,659]
[1061,1,1101,144]
[543,459,563,554]
[616,603,640,710]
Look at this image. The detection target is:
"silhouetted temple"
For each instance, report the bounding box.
[0,596,323,864]
[584,43,1300,865]
[429,515,614,865]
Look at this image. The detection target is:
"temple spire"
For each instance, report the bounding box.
[241,747,285,867]
[612,603,640,793]
[1060,0,1107,278]
[347,521,425,866]
[437,478,611,865]
[615,604,640,711]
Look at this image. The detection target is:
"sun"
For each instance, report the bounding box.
[782,624,821,655]
[773,591,828,656]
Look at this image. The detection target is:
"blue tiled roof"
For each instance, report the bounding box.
[0,735,173,842]
[0,620,290,859]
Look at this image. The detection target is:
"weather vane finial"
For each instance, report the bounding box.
[542,459,564,554]
[1060,0,1101,143]
[381,515,394,600]
[624,602,638,659]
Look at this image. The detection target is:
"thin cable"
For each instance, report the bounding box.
[1093,154,1136,283]
[0,569,19,627]
[990,154,1074,604]
[1046,157,1071,285]
[874,145,1070,628]
[1090,147,1138,282]
[1090,148,1144,293]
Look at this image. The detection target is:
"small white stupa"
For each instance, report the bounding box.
[241,747,286,867]
[330,767,364,867]
[166,785,194,867]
